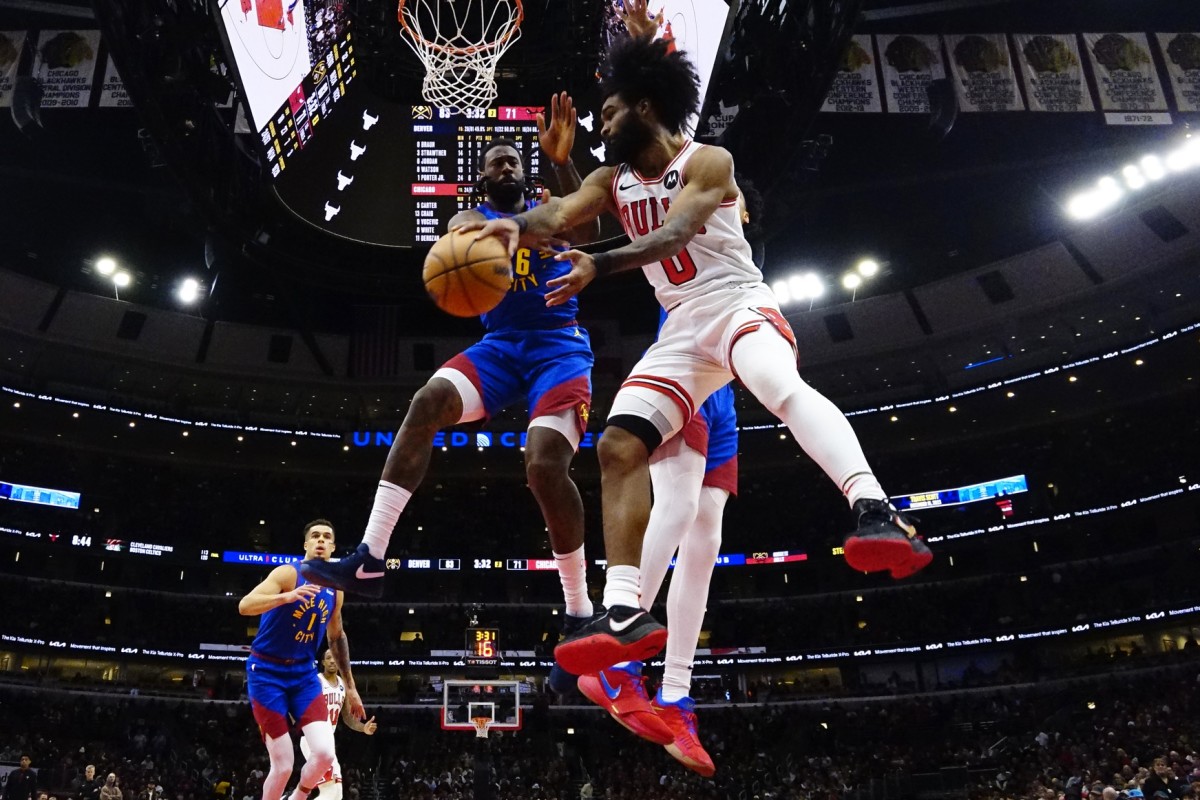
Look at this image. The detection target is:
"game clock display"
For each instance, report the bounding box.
[465,627,500,666]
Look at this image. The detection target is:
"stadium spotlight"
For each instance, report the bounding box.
[856,258,880,277]
[800,272,825,300]
[96,256,117,276]
[1140,155,1166,181]
[112,271,131,288]
[842,273,862,290]
[177,277,201,304]
[1121,164,1146,190]
[771,280,790,304]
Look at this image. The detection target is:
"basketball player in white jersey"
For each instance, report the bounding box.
[299,650,378,800]
[460,35,932,677]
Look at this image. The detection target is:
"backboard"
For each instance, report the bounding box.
[440,679,523,733]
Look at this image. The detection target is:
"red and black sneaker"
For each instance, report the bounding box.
[553,605,667,676]
[843,499,932,579]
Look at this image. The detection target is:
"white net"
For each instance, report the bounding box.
[471,717,492,738]
[397,0,524,113]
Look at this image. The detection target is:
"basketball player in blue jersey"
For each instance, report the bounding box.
[239,520,365,800]
[303,93,603,673]
[461,36,932,679]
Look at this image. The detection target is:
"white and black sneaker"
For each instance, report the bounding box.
[553,605,667,677]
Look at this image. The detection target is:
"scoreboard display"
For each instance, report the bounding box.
[410,106,544,243]
[465,627,500,667]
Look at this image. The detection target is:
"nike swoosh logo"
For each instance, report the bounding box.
[618,183,639,191]
[608,611,644,633]
[599,671,621,701]
[355,565,385,579]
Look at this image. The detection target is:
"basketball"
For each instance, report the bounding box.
[422,230,514,318]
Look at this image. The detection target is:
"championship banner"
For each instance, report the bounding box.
[821,34,882,113]
[33,29,101,108]
[97,55,131,107]
[1083,32,1168,111]
[877,33,945,113]
[0,31,25,109]
[945,33,1023,111]
[1156,33,1200,112]
[1013,33,1095,112]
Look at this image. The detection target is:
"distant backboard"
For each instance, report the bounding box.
[440,680,523,732]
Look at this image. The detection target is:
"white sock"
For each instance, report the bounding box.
[554,545,593,618]
[732,328,888,506]
[660,656,693,703]
[602,565,641,610]
[361,480,412,559]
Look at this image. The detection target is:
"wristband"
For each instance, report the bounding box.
[515,215,529,234]
[592,252,614,278]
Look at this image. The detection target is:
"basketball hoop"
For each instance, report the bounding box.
[397,0,524,113]
[470,716,493,738]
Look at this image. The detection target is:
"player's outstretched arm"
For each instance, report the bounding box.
[326,591,366,720]
[538,91,601,245]
[456,166,615,254]
[237,565,319,616]
[543,146,736,307]
[342,706,377,735]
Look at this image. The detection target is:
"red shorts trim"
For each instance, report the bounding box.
[621,374,696,422]
[441,354,484,396]
[530,374,592,439]
[251,698,290,742]
[703,457,738,496]
[296,693,328,729]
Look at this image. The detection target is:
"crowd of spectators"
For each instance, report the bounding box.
[2,659,1199,800]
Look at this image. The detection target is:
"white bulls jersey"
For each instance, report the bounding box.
[611,140,762,310]
[319,673,346,726]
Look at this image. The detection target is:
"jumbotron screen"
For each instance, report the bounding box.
[214,0,355,178]
[223,0,730,247]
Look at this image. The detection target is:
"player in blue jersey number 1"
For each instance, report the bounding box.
[239,520,366,800]
[302,93,602,667]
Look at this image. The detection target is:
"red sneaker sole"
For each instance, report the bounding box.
[890,550,934,580]
[578,678,674,745]
[555,628,668,676]
[665,742,716,777]
[843,537,914,574]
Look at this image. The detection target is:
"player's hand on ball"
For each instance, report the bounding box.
[537,91,577,166]
[346,687,366,721]
[546,250,596,306]
[363,716,378,735]
[454,218,519,256]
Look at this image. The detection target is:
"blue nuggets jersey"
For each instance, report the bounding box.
[476,200,579,332]
[250,565,337,662]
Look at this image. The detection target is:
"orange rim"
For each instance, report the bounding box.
[397,0,524,56]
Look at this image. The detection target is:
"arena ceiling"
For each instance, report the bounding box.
[0,0,1197,342]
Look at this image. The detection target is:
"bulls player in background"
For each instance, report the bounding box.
[462,34,933,678]
[299,650,377,800]
[238,520,366,800]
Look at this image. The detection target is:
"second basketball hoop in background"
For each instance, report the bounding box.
[397,0,524,113]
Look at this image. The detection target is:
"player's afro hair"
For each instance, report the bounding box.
[600,35,701,135]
